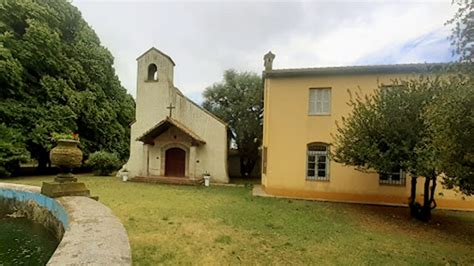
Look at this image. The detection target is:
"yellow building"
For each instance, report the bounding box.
[261,52,473,211]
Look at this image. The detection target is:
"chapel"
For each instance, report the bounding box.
[125,47,229,184]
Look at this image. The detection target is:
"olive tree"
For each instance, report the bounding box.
[202,70,263,177]
[332,78,443,221]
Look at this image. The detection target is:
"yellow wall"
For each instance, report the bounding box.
[262,73,474,211]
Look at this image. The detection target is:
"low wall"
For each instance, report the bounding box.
[0,183,67,239]
[0,182,131,265]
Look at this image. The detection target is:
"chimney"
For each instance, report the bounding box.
[263,51,275,71]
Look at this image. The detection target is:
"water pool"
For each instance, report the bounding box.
[0,210,59,265]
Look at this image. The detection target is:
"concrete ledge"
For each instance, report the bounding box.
[132,176,204,185]
[0,182,132,265]
[48,196,131,265]
[253,185,474,211]
[0,183,68,238]
[252,185,406,207]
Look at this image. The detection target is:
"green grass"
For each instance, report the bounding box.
[2,175,473,265]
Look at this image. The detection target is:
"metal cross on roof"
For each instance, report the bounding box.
[166,103,176,117]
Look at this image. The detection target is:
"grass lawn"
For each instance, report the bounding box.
[2,175,473,265]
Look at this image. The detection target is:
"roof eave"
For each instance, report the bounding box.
[174,87,229,128]
[136,117,206,146]
[264,63,448,78]
[136,47,176,66]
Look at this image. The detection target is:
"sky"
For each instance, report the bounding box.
[72,0,457,103]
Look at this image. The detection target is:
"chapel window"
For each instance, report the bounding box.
[309,88,331,115]
[147,63,158,81]
[306,143,329,181]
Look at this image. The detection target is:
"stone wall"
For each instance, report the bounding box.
[0,183,66,240]
[0,183,132,265]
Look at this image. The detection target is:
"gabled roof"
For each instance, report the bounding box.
[136,117,206,146]
[136,47,176,66]
[264,63,447,78]
[174,87,228,127]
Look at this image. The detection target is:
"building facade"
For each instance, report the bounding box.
[126,47,229,183]
[261,52,473,210]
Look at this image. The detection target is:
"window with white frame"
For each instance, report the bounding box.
[379,169,406,185]
[307,144,329,181]
[309,88,331,115]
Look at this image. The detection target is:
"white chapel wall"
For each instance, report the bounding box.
[126,48,229,183]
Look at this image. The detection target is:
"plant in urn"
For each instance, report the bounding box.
[50,133,82,182]
[41,132,92,198]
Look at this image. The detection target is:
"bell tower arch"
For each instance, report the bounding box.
[135,47,176,126]
[137,47,175,85]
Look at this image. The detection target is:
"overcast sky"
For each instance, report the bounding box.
[72,0,457,103]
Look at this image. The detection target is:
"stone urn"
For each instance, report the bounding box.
[50,139,83,181]
[42,138,92,198]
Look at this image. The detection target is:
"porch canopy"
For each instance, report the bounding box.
[136,117,206,146]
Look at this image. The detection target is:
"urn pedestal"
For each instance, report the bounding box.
[41,139,92,198]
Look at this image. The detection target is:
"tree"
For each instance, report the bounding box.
[332,78,444,221]
[202,70,263,177]
[333,1,474,221]
[447,0,473,62]
[0,0,135,173]
[425,75,474,196]
[426,0,474,196]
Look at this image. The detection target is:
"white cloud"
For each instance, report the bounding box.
[270,1,456,68]
[72,0,457,103]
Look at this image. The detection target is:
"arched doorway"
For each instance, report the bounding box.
[165,148,186,177]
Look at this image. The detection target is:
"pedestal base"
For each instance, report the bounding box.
[54,177,78,183]
[41,181,91,198]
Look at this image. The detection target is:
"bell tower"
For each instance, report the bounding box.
[135,47,176,126]
[136,47,175,86]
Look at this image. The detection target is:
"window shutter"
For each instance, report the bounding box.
[309,88,331,115]
[309,89,316,114]
[316,89,322,113]
[322,89,331,113]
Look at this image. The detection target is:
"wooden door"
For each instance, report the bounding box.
[165,148,186,177]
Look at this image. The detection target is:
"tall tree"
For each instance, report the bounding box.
[425,75,474,196]
[447,0,473,62]
[0,0,135,175]
[202,70,263,177]
[425,1,474,195]
[333,0,474,221]
[332,78,443,221]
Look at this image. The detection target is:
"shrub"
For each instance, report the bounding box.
[86,151,122,176]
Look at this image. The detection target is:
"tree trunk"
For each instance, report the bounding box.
[36,149,51,175]
[409,174,420,217]
[37,154,48,174]
[239,156,256,177]
[429,175,437,210]
[420,176,433,221]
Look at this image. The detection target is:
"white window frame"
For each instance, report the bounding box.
[379,169,406,186]
[306,144,330,181]
[309,88,331,115]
